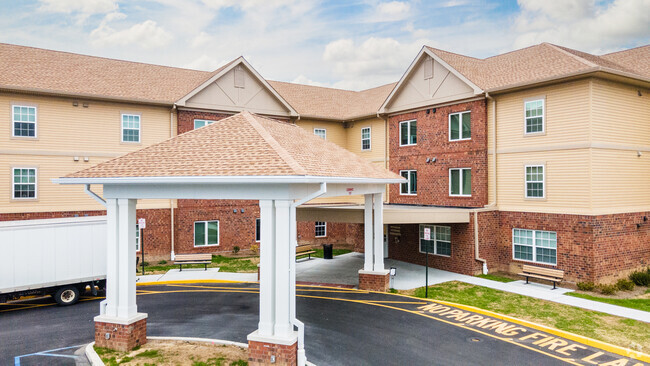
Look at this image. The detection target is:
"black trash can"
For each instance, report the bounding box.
[322,244,333,259]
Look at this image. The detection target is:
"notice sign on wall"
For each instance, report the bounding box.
[138,218,146,229]
[423,227,431,241]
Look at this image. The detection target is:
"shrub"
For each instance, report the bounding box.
[616,278,635,291]
[576,282,596,291]
[158,260,167,265]
[250,244,259,255]
[232,246,240,254]
[598,284,618,295]
[629,269,650,286]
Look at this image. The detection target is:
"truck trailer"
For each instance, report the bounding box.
[0,216,107,306]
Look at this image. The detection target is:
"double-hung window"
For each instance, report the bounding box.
[194,119,216,129]
[525,99,544,134]
[12,105,37,137]
[314,128,326,140]
[525,165,545,198]
[12,168,36,199]
[399,120,416,146]
[361,127,371,151]
[449,111,471,141]
[315,221,327,237]
[513,228,557,265]
[121,114,141,142]
[449,168,471,197]
[400,170,417,195]
[419,225,451,256]
[255,218,261,242]
[194,220,219,247]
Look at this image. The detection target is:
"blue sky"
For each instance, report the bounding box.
[0,0,648,90]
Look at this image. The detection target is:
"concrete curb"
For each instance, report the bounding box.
[84,337,317,366]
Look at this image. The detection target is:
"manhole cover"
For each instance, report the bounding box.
[467,337,483,343]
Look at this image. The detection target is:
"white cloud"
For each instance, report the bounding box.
[184,55,228,71]
[38,0,118,15]
[91,20,173,48]
[323,37,423,90]
[291,75,328,87]
[375,1,411,21]
[514,0,650,52]
[191,32,214,48]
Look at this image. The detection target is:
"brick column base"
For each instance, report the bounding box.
[94,314,148,351]
[358,270,390,291]
[248,331,298,366]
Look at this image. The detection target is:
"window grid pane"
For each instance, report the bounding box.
[450,169,460,195]
[315,222,326,237]
[461,112,471,139]
[13,106,36,137]
[409,171,417,194]
[194,222,205,246]
[400,122,409,145]
[13,168,36,198]
[462,169,471,195]
[207,221,219,245]
[420,225,451,256]
[361,127,371,150]
[450,114,460,140]
[526,166,544,198]
[513,228,556,264]
[525,100,544,133]
[409,121,417,144]
[122,114,140,142]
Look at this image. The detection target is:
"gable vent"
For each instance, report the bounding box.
[423,57,433,80]
[234,65,245,88]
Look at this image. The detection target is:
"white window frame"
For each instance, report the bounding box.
[524,98,545,135]
[399,119,417,146]
[448,110,471,141]
[315,221,327,237]
[121,113,141,143]
[12,167,37,200]
[361,127,371,151]
[255,218,261,242]
[419,224,451,257]
[314,128,326,140]
[399,170,417,195]
[12,105,37,138]
[512,228,557,266]
[524,164,545,199]
[135,223,140,252]
[194,119,217,129]
[449,168,471,197]
[194,220,220,247]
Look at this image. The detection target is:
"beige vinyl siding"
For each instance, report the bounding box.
[1,93,173,153]
[0,154,170,213]
[496,149,591,214]
[295,119,347,148]
[345,117,387,162]
[591,79,650,146]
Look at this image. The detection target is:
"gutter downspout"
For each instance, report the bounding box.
[473,93,497,275]
[84,184,106,207]
[170,105,177,260]
[290,182,326,366]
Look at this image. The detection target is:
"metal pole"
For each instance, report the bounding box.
[141,228,145,275]
[425,240,429,298]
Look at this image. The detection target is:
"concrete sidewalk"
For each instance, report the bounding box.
[137,268,258,283]
[296,252,650,323]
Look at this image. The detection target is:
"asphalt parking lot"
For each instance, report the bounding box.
[1,282,646,366]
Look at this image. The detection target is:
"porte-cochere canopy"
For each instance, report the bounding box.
[55,111,403,365]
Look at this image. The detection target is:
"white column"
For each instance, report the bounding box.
[103,198,119,317]
[363,194,374,271]
[117,198,137,319]
[258,200,275,337]
[273,200,293,337]
[372,192,384,272]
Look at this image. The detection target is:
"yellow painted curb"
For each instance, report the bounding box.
[136,279,256,286]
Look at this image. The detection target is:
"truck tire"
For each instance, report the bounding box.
[54,286,80,306]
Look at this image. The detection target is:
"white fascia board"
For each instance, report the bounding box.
[53,175,406,185]
[423,48,484,95]
[378,47,427,115]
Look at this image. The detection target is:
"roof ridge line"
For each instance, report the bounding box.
[243,112,308,175]
[545,43,598,68]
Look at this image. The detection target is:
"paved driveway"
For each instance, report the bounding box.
[1,283,645,366]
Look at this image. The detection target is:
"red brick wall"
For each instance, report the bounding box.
[387,223,482,275]
[296,221,362,250]
[95,318,147,351]
[136,208,172,258]
[0,210,105,221]
[388,100,488,207]
[177,109,232,134]
[248,339,297,366]
[358,272,390,291]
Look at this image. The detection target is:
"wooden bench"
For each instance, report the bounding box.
[174,253,212,271]
[296,244,316,261]
[518,264,564,289]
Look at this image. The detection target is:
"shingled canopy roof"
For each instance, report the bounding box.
[60,111,402,183]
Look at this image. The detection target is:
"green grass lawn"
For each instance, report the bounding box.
[566,292,650,312]
[406,281,650,351]
[475,273,516,283]
[138,254,259,274]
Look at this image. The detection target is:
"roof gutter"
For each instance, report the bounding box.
[54,176,406,185]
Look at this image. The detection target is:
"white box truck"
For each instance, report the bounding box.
[0,216,107,306]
